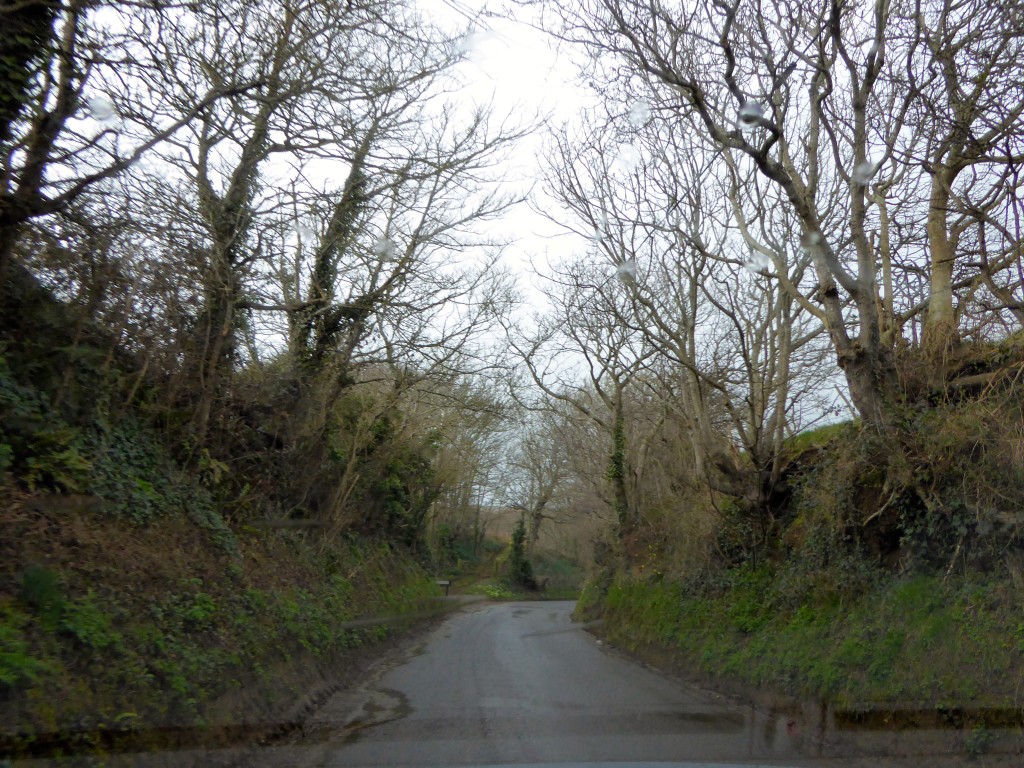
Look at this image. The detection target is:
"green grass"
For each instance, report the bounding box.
[581,566,1021,709]
[0,540,443,754]
[467,571,582,602]
[782,420,854,456]
[451,539,584,601]
[469,581,518,600]
[532,551,585,599]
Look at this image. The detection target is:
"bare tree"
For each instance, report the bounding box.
[0,0,257,283]
[103,0,528,442]
[536,113,839,520]
[541,0,1024,423]
[507,256,658,541]
[505,410,570,548]
[427,378,510,556]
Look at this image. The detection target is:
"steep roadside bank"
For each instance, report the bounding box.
[0,262,475,763]
[573,389,1024,762]
[576,570,1024,760]
[1,493,448,762]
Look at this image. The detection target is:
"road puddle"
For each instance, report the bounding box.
[670,710,747,732]
[735,697,1024,761]
[340,687,413,744]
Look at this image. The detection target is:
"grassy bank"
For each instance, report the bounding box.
[579,566,1023,709]
[1,500,443,758]
[0,275,460,760]
[576,390,1024,718]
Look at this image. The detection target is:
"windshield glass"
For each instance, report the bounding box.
[3,0,1024,766]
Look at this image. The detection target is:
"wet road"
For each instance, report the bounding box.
[17,600,1022,767]
[295,601,909,767]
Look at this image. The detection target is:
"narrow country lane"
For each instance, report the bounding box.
[14,599,1021,767]
[328,599,785,766]
[244,600,999,768]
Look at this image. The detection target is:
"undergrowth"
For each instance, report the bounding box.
[582,564,1022,708]
[580,373,1024,715]
[0,533,442,755]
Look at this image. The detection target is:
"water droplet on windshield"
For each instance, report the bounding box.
[613,144,642,172]
[456,30,501,65]
[744,252,772,273]
[800,231,824,253]
[852,159,878,186]
[373,237,399,262]
[87,97,117,125]
[456,32,480,55]
[593,209,609,243]
[627,99,651,127]
[615,258,637,284]
[737,101,763,131]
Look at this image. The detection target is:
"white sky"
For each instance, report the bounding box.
[426,0,600,309]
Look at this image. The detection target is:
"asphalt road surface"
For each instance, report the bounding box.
[16,600,1021,767]
[258,600,1007,768]
[329,599,791,766]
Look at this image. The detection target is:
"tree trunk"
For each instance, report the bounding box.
[923,169,960,356]
[193,253,237,444]
[609,391,631,540]
[0,221,21,292]
[0,0,57,148]
[836,340,899,427]
[291,143,371,366]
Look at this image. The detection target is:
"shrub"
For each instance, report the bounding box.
[0,600,53,688]
[505,519,536,591]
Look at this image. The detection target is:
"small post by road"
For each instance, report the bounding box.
[436,579,452,596]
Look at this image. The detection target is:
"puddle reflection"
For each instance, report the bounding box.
[733,697,1024,761]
